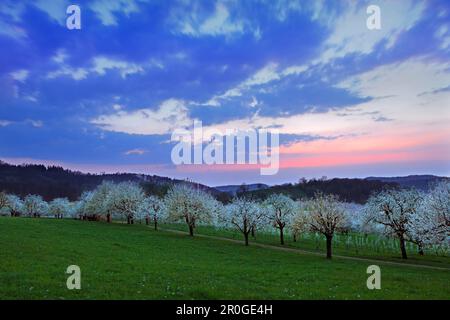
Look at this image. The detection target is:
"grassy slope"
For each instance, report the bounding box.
[0,217,449,299]
[163,224,450,269]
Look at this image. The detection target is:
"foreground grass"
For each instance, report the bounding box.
[0,217,449,299]
[162,223,450,269]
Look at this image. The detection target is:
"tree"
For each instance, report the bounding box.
[365,189,422,259]
[164,184,216,236]
[406,187,449,254]
[139,196,166,230]
[66,200,79,219]
[107,182,145,224]
[227,198,265,246]
[23,194,47,218]
[291,202,309,242]
[86,181,116,222]
[0,191,8,212]
[308,193,348,259]
[6,194,23,216]
[76,191,94,220]
[263,194,296,245]
[49,198,70,219]
[426,181,450,228]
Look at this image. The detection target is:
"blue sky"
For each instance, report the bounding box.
[0,0,449,185]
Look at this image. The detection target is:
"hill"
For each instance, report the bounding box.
[214,183,269,195]
[240,178,399,204]
[0,161,224,201]
[1,161,447,204]
[365,175,449,191]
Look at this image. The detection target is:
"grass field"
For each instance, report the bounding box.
[162,223,450,268]
[0,217,449,299]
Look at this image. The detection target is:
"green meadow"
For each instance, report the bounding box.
[0,217,449,299]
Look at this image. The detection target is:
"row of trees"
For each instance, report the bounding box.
[1,181,448,260]
[0,193,72,219]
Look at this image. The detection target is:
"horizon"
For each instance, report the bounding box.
[1,159,448,188]
[1,0,449,185]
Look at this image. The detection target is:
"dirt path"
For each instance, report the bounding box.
[162,228,450,271]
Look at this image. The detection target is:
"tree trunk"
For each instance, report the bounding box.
[189,224,194,236]
[145,216,149,225]
[244,232,249,246]
[418,243,424,256]
[251,226,255,238]
[399,235,407,259]
[154,217,158,231]
[279,226,284,245]
[127,215,131,224]
[326,235,333,259]
[293,233,297,242]
[106,213,111,223]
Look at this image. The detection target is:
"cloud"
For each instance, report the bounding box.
[179,1,428,109]
[202,87,242,107]
[0,1,25,22]
[271,0,302,22]
[243,63,280,87]
[315,0,425,64]
[249,96,258,108]
[124,148,147,155]
[52,49,69,64]
[47,66,88,81]
[0,20,27,40]
[33,0,70,26]
[337,58,450,100]
[0,1,26,39]
[170,1,250,38]
[10,69,29,82]
[435,24,450,50]
[91,56,146,78]
[89,0,146,26]
[26,119,44,128]
[281,65,309,77]
[0,120,12,127]
[92,99,193,135]
[196,88,449,173]
[198,57,450,154]
[46,53,157,81]
[201,62,308,106]
[196,2,243,36]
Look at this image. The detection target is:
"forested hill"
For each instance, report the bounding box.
[365,175,449,191]
[239,178,400,204]
[0,161,220,201]
[1,161,447,204]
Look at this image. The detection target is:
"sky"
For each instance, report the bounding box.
[0,0,449,186]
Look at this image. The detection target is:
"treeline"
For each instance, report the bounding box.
[0,161,221,201]
[0,162,405,204]
[240,178,399,204]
